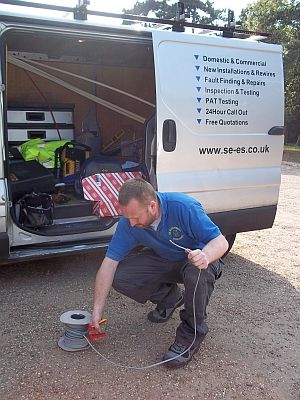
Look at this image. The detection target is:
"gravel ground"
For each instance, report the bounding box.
[0,161,299,400]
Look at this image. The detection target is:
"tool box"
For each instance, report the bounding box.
[54,142,91,179]
[9,160,56,199]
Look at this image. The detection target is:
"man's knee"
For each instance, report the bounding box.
[112,265,149,303]
[112,266,131,292]
[113,276,140,303]
[183,261,220,285]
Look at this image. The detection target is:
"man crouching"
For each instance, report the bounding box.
[92,178,228,368]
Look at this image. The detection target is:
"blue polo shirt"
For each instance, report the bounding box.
[106,192,221,262]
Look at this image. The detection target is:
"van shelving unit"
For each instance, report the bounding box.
[1,1,158,235]
[7,104,75,143]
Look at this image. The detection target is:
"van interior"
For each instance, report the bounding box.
[4,28,156,235]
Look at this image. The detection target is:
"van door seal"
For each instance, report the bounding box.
[0,233,9,261]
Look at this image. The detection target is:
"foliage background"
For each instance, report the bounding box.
[123,0,224,23]
[240,0,300,144]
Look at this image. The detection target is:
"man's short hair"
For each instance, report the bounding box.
[118,178,156,206]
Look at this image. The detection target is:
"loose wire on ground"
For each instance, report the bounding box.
[83,268,201,370]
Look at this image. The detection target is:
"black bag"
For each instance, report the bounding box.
[79,156,122,176]
[74,156,122,197]
[19,193,53,228]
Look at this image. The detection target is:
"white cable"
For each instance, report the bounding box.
[84,268,201,370]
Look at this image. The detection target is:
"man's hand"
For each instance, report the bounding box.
[187,249,209,270]
[91,308,104,333]
[187,235,229,269]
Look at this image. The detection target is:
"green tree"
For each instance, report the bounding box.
[240,0,300,143]
[123,0,224,24]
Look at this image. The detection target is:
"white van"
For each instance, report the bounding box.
[0,6,284,264]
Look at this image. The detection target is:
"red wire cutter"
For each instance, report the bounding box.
[88,319,107,341]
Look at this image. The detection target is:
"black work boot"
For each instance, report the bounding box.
[147,295,184,323]
[162,322,208,368]
[162,341,201,368]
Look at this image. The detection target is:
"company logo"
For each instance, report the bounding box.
[169,226,184,241]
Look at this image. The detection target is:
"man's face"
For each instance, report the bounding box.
[120,198,158,228]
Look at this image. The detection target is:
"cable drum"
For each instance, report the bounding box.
[58,310,91,352]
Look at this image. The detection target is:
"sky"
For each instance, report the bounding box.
[1,0,255,21]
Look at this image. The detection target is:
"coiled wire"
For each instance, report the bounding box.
[58,310,91,352]
[60,325,90,351]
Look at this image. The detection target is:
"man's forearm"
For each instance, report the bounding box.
[93,257,119,318]
[202,234,229,264]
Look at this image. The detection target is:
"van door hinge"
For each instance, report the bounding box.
[1,195,11,207]
[0,84,5,92]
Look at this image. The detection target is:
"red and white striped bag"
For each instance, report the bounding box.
[82,171,142,217]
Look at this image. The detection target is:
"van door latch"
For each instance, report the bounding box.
[0,84,5,92]
[163,119,177,152]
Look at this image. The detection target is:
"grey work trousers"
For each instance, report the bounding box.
[112,248,222,346]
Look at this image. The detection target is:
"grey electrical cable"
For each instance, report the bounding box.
[83,268,201,370]
[58,310,91,352]
[60,325,90,350]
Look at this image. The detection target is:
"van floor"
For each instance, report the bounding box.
[39,216,116,235]
[51,187,117,234]
[13,187,117,236]
[52,190,93,219]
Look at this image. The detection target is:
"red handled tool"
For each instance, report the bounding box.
[88,319,107,341]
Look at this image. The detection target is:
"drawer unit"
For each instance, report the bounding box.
[7,108,74,125]
[7,105,75,143]
[8,128,74,142]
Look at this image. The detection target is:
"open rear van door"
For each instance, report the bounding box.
[0,78,9,260]
[152,30,284,233]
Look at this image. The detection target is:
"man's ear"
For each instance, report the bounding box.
[149,199,157,211]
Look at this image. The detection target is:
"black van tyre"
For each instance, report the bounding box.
[224,234,236,257]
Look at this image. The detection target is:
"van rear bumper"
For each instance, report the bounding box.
[209,205,277,235]
[0,233,9,261]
